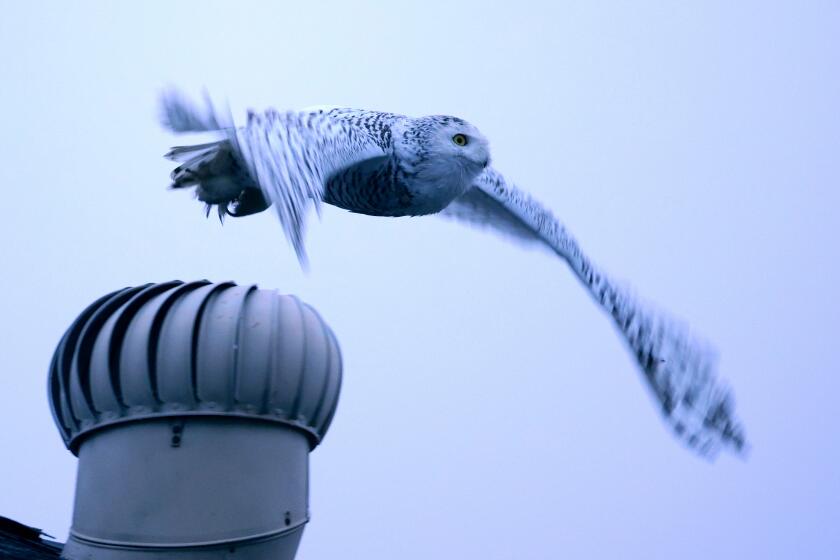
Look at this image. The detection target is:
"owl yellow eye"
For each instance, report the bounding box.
[452,133,468,146]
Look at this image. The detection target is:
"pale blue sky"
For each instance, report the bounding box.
[1,2,839,558]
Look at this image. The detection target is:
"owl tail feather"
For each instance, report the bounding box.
[160,90,270,219]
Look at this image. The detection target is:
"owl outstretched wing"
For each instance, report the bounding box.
[160,90,389,264]
[441,168,748,458]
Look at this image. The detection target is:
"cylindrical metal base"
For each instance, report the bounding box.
[61,417,310,560]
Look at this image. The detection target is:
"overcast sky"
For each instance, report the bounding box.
[1,2,838,558]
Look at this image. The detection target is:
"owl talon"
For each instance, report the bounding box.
[228,188,270,217]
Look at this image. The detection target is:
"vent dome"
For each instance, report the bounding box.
[49,280,342,454]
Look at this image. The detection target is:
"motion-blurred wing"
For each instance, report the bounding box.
[439,185,543,246]
[444,168,748,458]
[160,90,388,264]
[237,109,387,263]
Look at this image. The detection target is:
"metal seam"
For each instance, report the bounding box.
[53,288,128,436]
[189,282,236,403]
[66,411,320,454]
[147,281,211,405]
[319,325,343,437]
[261,290,279,415]
[108,282,183,408]
[73,285,149,416]
[288,295,307,420]
[231,285,258,408]
[306,303,333,430]
[68,516,309,550]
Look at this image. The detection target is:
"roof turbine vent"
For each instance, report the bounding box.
[48,280,342,560]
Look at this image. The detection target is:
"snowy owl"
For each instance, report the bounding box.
[160,90,747,458]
